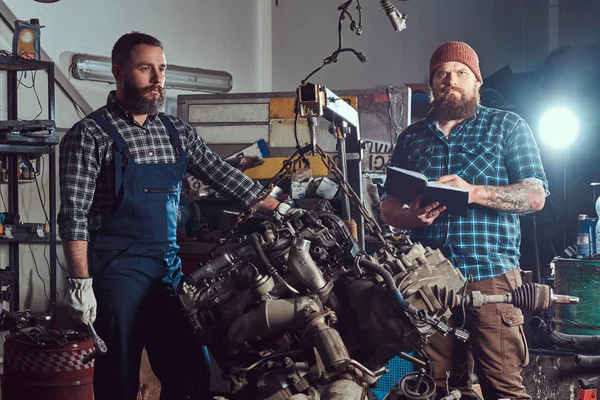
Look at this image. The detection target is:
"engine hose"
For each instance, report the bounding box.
[357,258,418,315]
[574,354,600,368]
[250,233,300,295]
[269,236,293,251]
[250,233,277,276]
[529,316,600,352]
[273,272,300,295]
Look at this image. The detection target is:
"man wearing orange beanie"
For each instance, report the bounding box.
[381,42,548,399]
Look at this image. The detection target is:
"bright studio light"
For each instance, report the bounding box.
[539,108,579,149]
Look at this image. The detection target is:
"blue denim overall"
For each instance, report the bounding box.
[89,110,209,400]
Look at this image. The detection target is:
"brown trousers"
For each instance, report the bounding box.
[425,268,531,400]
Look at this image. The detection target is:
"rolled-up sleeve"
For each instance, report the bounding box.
[58,123,100,241]
[184,124,263,209]
[504,118,549,196]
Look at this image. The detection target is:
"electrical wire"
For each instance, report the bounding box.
[14,70,43,120]
[356,0,363,32]
[293,0,367,165]
[459,276,471,329]
[30,156,68,274]
[27,239,50,303]
[30,160,49,224]
[31,71,44,120]
[301,0,367,85]
[40,156,46,205]
[0,50,45,122]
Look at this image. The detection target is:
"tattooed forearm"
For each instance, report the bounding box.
[478,180,545,214]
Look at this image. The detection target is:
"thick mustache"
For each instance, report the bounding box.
[145,85,165,95]
[441,87,464,95]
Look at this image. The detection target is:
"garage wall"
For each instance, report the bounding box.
[272,0,551,92]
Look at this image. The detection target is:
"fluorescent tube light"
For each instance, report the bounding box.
[71,53,232,93]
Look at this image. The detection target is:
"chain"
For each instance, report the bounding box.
[206,144,313,258]
[314,145,394,251]
[206,141,394,259]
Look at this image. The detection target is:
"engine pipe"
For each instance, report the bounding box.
[251,233,300,295]
[288,238,329,293]
[228,297,322,345]
[574,354,600,368]
[357,258,423,318]
[529,316,600,352]
[251,233,277,276]
[465,283,578,310]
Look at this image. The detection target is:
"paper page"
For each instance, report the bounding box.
[427,181,468,192]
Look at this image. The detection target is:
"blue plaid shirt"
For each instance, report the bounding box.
[387,105,548,281]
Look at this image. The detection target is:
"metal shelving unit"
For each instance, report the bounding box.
[0,55,58,312]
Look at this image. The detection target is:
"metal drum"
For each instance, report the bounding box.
[554,258,600,335]
[1,329,94,400]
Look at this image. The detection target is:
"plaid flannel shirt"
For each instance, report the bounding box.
[58,91,263,242]
[387,105,549,281]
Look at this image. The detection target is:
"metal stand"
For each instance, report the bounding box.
[0,55,58,313]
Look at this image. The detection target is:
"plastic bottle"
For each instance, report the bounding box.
[577,214,598,259]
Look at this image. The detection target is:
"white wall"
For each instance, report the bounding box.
[272,0,551,92]
[0,0,272,312]
[5,0,273,127]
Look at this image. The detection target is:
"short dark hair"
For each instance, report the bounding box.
[111,32,163,67]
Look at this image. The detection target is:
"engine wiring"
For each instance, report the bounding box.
[301,0,367,85]
[0,50,44,121]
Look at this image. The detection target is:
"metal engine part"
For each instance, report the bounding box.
[177,208,577,400]
[0,309,52,331]
[467,282,579,309]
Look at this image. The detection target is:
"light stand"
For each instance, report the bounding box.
[538,107,579,278]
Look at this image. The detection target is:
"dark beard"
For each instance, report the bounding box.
[123,80,166,115]
[431,87,479,121]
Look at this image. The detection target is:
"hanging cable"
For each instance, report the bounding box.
[27,239,50,303]
[301,0,367,85]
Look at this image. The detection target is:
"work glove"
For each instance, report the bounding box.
[275,202,292,216]
[274,202,304,219]
[65,277,97,325]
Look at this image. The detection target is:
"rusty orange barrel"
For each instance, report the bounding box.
[1,330,94,400]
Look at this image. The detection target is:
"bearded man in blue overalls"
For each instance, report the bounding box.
[58,32,284,400]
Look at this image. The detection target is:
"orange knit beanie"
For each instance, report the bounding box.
[429,41,483,85]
